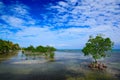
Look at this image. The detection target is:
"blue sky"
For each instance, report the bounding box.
[0,0,120,49]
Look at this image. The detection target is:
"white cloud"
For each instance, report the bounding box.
[58,1,69,7]
[12,27,57,47]
[10,4,29,16]
[0,0,120,49]
[46,0,120,28]
[0,24,119,49]
[1,15,24,27]
[0,2,36,29]
[36,0,120,48]
[5,24,119,49]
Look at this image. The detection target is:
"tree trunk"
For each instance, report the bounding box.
[94,59,97,63]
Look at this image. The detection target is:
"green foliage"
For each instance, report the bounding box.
[45,46,56,53]
[24,45,56,53]
[23,45,56,60]
[49,52,55,59]
[82,34,114,62]
[0,39,20,54]
[24,45,35,52]
[36,46,47,53]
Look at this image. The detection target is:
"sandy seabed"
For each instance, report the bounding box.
[12,60,47,64]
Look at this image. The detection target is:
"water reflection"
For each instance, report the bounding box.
[0,50,119,80]
[0,51,18,62]
[21,51,55,61]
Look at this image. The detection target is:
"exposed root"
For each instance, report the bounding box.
[88,62,107,70]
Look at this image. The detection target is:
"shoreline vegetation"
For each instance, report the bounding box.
[22,45,56,60]
[0,34,120,80]
[0,39,56,61]
[0,39,20,54]
[0,34,115,70]
[0,38,120,80]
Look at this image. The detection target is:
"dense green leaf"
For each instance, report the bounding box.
[82,34,114,62]
[0,39,20,54]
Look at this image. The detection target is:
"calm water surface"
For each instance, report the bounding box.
[0,50,120,80]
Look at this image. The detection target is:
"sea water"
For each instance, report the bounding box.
[0,49,120,80]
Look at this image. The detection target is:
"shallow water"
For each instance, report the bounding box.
[0,50,120,80]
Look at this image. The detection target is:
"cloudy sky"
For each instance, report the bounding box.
[0,0,120,49]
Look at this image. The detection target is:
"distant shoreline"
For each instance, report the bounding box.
[56,49,120,51]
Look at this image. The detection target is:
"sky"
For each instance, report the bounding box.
[0,0,120,49]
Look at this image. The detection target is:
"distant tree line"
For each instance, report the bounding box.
[23,45,56,53]
[0,39,20,54]
[23,45,56,59]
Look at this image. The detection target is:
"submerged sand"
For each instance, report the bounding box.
[12,60,47,64]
